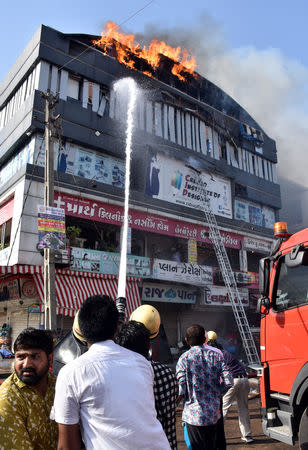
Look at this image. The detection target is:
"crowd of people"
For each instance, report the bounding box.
[0,295,253,449]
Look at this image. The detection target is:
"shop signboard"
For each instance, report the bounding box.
[37,205,66,250]
[152,259,213,285]
[145,153,232,218]
[212,269,259,289]
[70,247,151,277]
[243,236,272,253]
[27,303,41,313]
[55,193,242,249]
[202,286,249,307]
[188,240,197,264]
[142,283,197,304]
[0,279,20,302]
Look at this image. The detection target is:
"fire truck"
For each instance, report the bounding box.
[257,222,308,447]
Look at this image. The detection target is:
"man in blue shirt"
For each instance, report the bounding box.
[176,324,233,450]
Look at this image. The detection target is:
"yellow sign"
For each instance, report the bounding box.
[188,240,197,264]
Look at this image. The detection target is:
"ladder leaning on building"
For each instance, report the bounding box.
[189,165,261,367]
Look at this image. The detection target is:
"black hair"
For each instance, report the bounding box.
[14,328,54,355]
[115,320,150,358]
[78,295,119,343]
[186,324,205,346]
[207,339,224,350]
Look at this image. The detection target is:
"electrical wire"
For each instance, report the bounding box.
[119,0,154,27]
[58,0,154,72]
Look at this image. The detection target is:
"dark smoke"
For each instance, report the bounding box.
[133,17,308,186]
[132,15,308,227]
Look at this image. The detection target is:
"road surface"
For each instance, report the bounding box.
[176,396,299,449]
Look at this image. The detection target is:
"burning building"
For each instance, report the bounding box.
[0,24,280,352]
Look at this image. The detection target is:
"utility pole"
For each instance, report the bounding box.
[41,91,60,331]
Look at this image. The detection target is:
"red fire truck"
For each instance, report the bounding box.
[257,222,308,447]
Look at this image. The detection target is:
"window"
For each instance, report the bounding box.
[235,183,248,198]
[0,219,12,250]
[247,251,260,272]
[67,76,80,100]
[219,136,227,160]
[88,82,93,105]
[274,256,308,311]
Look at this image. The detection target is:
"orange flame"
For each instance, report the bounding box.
[93,21,197,81]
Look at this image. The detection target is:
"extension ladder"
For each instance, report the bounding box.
[192,168,260,366]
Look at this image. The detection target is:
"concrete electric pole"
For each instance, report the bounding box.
[41,91,60,331]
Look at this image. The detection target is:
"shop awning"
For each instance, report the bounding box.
[0,265,141,318]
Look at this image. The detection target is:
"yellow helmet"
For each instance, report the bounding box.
[130,305,161,339]
[72,310,87,343]
[207,330,217,341]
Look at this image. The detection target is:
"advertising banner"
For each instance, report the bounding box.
[54,193,242,249]
[152,259,213,285]
[234,199,275,229]
[34,138,125,189]
[0,279,20,302]
[70,247,151,277]
[202,286,249,307]
[37,205,66,250]
[142,283,197,304]
[146,153,232,218]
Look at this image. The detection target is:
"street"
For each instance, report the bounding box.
[176,396,299,449]
[0,359,300,449]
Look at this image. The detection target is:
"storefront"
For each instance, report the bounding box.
[0,265,141,346]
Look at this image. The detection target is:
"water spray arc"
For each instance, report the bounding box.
[114,78,138,304]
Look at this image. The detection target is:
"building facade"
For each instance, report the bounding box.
[0,25,280,353]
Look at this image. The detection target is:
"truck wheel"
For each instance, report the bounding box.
[299,406,308,449]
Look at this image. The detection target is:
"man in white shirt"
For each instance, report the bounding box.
[52,295,170,450]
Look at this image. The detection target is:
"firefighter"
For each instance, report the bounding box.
[130,304,161,339]
[53,297,127,375]
[119,305,178,449]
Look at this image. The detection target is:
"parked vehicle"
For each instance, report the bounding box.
[257,222,308,447]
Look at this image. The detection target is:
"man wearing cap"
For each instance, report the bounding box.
[0,328,57,450]
[207,331,253,445]
[52,295,170,449]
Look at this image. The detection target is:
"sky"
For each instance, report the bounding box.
[1,0,308,192]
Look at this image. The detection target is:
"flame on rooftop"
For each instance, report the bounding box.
[93,21,197,81]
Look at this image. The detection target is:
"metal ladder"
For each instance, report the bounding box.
[193,168,260,366]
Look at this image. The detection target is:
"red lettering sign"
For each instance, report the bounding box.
[54,193,242,249]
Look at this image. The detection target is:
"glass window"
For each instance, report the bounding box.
[67,76,80,100]
[0,219,12,250]
[274,257,308,311]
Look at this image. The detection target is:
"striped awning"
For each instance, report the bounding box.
[0,265,141,318]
